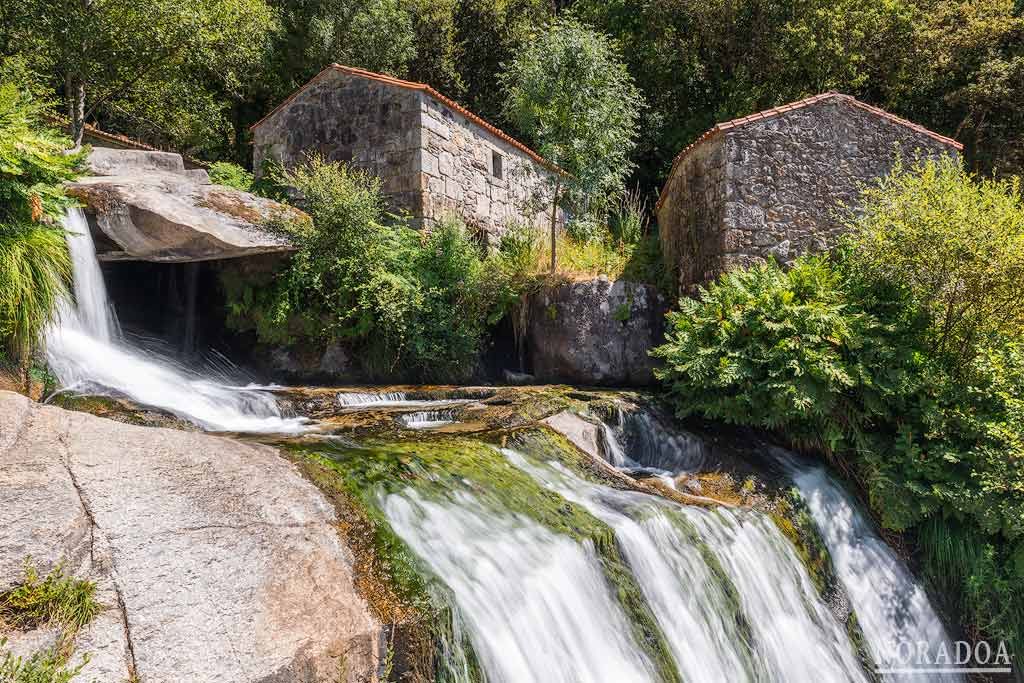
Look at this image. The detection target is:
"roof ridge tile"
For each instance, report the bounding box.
[251,63,562,174]
[655,92,961,210]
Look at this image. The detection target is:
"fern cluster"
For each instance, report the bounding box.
[654,231,1024,653]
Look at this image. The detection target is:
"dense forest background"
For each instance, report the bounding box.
[2,0,1021,197]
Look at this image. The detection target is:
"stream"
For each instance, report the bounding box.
[43,208,964,682]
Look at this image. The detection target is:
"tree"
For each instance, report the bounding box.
[10,0,277,149]
[307,0,417,77]
[501,17,643,270]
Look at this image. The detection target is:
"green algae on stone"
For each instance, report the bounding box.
[289,432,682,682]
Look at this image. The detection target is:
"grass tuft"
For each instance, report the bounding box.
[0,562,99,635]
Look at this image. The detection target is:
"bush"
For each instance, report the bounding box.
[208,161,254,192]
[224,157,513,382]
[653,159,1024,654]
[0,74,79,367]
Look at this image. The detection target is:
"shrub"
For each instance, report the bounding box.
[208,161,254,192]
[224,156,512,382]
[653,252,1024,653]
[0,75,80,368]
[845,156,1024,366]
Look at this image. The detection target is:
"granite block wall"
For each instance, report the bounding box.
[252,69,558,239]
[657,96,960,292]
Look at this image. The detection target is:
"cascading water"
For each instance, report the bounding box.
[596,402,963,682]
[45,209,307,434]
[504,449,869,683]
[384,488,661,683]
[793,465,963,682]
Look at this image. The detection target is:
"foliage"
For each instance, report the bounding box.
[6,0,278,153]
[223,157,515,382]
[0,80,83,224]
[0,562,99,634]
[207,161,254,193]
[0,561,99,683]
[652,162,1024,652]
[501,17,643,203]
[844,157,1024,365]
[308,0,417,77]
[0,75,75,364]
[0,225,72,361]
[0,641,86,683]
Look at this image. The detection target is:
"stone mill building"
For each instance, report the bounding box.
[655,92,962,291]
[251,64,561,240]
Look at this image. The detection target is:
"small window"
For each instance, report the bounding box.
[491,151,503,179]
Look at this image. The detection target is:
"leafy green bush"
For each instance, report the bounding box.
[0,75,79,367]
[208,161,254,192]
[224,156,515,382]
[653,159,1024,654]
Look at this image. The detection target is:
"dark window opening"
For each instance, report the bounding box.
[491,151,503,179]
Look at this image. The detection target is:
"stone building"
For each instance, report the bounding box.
[655,92,962,291]
[251,64,561,239]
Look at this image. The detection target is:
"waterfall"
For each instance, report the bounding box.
[504,449,869,683]
[397,410,457,429]
[593,404,962,682]
[384,489,661,683]
[62,207,118,341]
[45,209,307,434]
[793,465,964,682]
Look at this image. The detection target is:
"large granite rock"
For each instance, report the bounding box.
[0,391,380,683]
[66,149,302,262]
[528,278,666,386]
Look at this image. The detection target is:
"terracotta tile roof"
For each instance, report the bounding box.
[44,114,209,168]
[250,63,563,174]
[654,92,962,211]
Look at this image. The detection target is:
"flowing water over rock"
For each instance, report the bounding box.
[39,211,967,682]
[385,489,661,683]
[503,449,868,683]
[45,208,307,434]
[793,464,963,682]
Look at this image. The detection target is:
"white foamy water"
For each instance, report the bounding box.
[45,209,308,434]
[397,410,456,429]
[505,450,869,683]
[384,489,661,683]
[793,465,963,682]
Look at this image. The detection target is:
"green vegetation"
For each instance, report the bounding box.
[0,562,99,634]
[208,161,255,193]
[501,17,643,270]
[0,69,78,377]
[5,0,1020,187]
[0,642,86,683]
[8,0,276,150]
[223,157,516,382]
[653,158,1024,653]
[0,561,100,683]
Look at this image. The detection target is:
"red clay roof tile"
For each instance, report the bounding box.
[251,64,562,174]
[655,92,962,211]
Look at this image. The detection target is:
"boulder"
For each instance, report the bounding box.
[528,278,666,386]
[66,149,302,263]
[0,391,380,683]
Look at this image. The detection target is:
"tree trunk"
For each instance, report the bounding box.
[67,74,86,150]
[549,178,561,272]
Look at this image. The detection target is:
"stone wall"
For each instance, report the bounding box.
[417,93,557,240]
[253,69,559,239]
[658,97,960,291]
[528,278,666,386]
[656,136,727,293]
[252,70,423,218]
